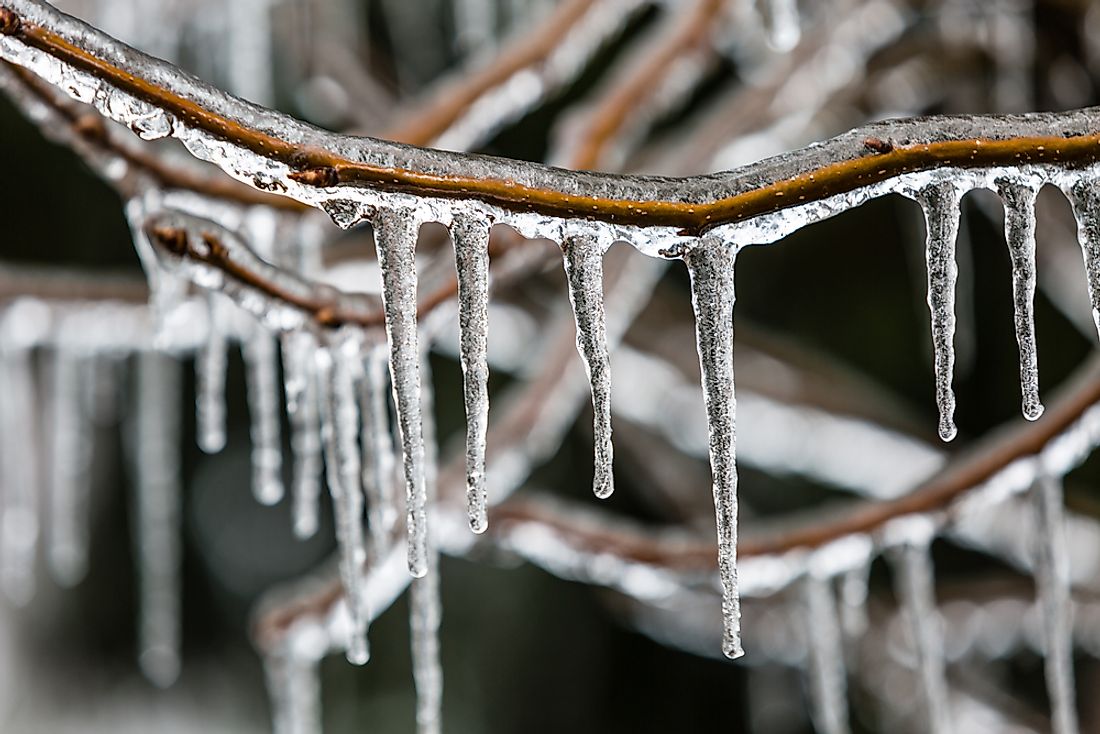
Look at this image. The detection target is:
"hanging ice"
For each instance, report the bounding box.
[1065,177,1100,342]
[281,331,323,540]
[801,573,850,734]
[999,181,1044,421]
[195,294,228,454]
[244,329,285,506]
[359,346,398,561]
[132,350,183,688]
[838,558,871,643]
[317,347,370,665]
[265,648,322,734]
[890,536,951,733]
[561,233,614,500]
[450,214,492,532]
[373,208,429,578]
[758,0,801,51]
[685,238,742,659]
[1033,475,1079,734]
[916,181,963,442]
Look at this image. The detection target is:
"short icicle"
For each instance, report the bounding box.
[264,648,322,734]
[195,293,228,453]
[1033,475,1080,734]
[838,559,871,644]
[359,346,398,561]
[916,181,964,442]
[999,181,1044,421]
[244,329,285,505]
[317,347,370,665]
[0,339,41,606]
[889,536,951,733]
[685,238,742,659]
[1065,177,1100,342]
[450,214,492,532]
[801,573,850,734]
[373,207,429,578]
[281,331,324,540]
[131,350,183,688]
[561,233,614,500]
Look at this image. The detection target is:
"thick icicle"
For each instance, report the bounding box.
[890,538,951,733]
[265,649,322,734]
[801,573,850,734]
[410,355,442,734]
[281,331,323,540]
[917,182,963,442]
[685,239,742,659]
[359,347,397,561]
[0,339,40,606]
[195,294,228,454]
[450,214,492,532]
[1033,475,1079,734]
[373,208,429,578]
[999,182,1044,421]
[244,329,285,506]
[47,347,94,587]
[561,233,614,500]
[317,348,370,664]
[1065,178,1100,342]
[132,350,183,688]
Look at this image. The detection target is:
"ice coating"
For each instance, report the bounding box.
[999,181,1044,421]
[317,347,370,665]
[244,329,285,505]
[801,573,850,734]
[132,350,183,688]
[46,346,93,587]
[1033,476,1079,734]
[916,181,963,442]
[685,238,742,659]
[451,214,492,531]
[281,331,323,540]
[1065,177,1100,341]
[561,233,614,500]
[195,293,228,453]
[360,346,398,561]
[890,540,952,733]
[373,208,429,578]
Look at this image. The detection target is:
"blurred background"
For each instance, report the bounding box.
[3,0,1100,732]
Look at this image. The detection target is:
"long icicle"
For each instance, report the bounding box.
[561,233,614,500]
[360,345,397,562]
[195,293,228,454]
[244,329,285,505]
[1065,177,1100,342]
[890,538,951,733]
[999,181,1044,421]
[373,208,429,578]
[281,331,323,539]
[450,214,492,532]
[411,353,443,734]
[1033,475,1080,734]
[685,238,742,659]
[317,348,370,664]
[132,350,183,688]
[801,573,850,734]
[917,181,963,442]
[0,336,41,606]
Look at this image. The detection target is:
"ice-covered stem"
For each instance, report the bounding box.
[685,238,741,659]
[7,1,1100,235]
[999,180,1044,421]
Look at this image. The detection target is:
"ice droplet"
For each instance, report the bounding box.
[998,181,1044,421]
[916,182,963,442]
[801,573,850,734]
[685,238,742,659]
[373,208,429,579]
[244,329,285,505]
[450,214,492,532]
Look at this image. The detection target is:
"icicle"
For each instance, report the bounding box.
[1065,178,1100,342]
[999,182,1044,421]
[837,559,871,643]
[1032,475,1079,734]
[0,340,40,606]
[317,348,370,665]
[889,537,951,733]
[410,354,443,734]
[916,181,963,442]
[684,239,742,659]
[244,329,285,506]
[373,208,429,578]
[758,0,801,51]
[195,294,228,454]
[132,350,183,688]
[281,331,323,540]
[561,234,614,500]
[450,214,492,532]
[359,347,397,561]
[801,573,850,734]
[265,649,322,734]
[47,347,94,587]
